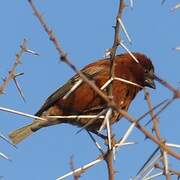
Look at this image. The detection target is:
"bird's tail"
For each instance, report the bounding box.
[9,122,39,145]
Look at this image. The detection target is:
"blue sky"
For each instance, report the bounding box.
[0,1,179,180]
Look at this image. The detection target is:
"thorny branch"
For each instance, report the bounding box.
[0,40,30,160]
[0,0,177,180]
[154,163,180,177]
[56,156,104,180]
[20,0,180,179]
[143,88,171,179]
[0,39,38,101]
[106,0,126,179]
[0,39,27,100]
[143,88,161,139]
[154,74,180,98]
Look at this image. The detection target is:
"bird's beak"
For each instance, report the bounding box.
[144,70,156,89]
[145,78,156,89]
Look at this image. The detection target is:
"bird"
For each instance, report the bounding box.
[9,52,156,144]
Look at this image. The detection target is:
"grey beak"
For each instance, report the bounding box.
[145,78,156,89]
[144,70,156,89]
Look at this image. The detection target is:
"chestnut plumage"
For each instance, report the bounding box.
[9,52,155,144]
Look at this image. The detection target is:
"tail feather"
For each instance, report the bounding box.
[9,123,35,145]
[9,117,60,144]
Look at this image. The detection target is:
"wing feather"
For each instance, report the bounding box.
[35,65,105,116]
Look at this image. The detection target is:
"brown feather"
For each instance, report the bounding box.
[9,52,155,144]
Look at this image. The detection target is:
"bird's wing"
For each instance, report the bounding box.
[35,65,105,116]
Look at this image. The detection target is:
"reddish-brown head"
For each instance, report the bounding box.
[115,53,155,89]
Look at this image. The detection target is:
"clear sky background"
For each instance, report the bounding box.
[0,1,179,180]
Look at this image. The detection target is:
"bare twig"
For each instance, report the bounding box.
[87,131,104,154]
[154,74,180,98]
[105,148,115,180]
[138,99,168,124]
[0,106,46,121]
[145,97,174,126]
[56,156,104,180]
[98,108,113,150]
[154,163,180,177]
[101,76,143,90]
[116,122,136,148]
[69,155,80,180]
[162,151,170,180]
[115,141,136,148]
[25,49,39,56]
[143,88,161,139]
[143,172,163,180]
[0,39,27,99]
[118,18,132,43]
[13,75,26,102]
[135,147,160,179]
[119,41,139,63]
[105,0,126,179]
[47,115,105,119]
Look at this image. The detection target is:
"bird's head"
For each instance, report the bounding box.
[135,53,156,89]
[116,53,156,89]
